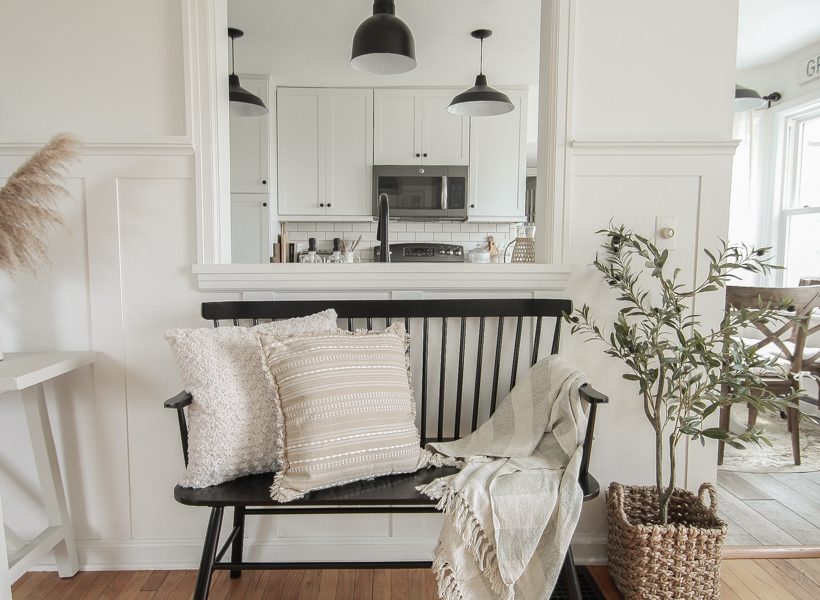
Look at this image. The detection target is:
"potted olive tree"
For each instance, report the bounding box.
[567,225,796,600]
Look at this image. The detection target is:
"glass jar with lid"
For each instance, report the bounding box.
[326,238,345,264]
[300,238,323,263]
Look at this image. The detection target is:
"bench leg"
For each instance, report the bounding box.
[230,507,245,579]
[193,507,223,600]
[562,546,582,600]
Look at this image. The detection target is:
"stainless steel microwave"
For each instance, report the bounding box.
[373,165,468,221]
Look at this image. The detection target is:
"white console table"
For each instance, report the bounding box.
[0,352,95,600]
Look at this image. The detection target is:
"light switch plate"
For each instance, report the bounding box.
[655,216,677,250]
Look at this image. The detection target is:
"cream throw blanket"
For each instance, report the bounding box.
[417,356,589,600]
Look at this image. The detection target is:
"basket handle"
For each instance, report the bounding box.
[698,482,718,515]
[607,482,629,521]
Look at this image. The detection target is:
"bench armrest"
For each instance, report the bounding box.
[578,383,608,491]
[579,384,609,404]
[164,391,192,466]
[165,391,193,410]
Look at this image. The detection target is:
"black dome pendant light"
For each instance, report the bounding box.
[448,29,514,117]
[351,0,416,75]
[228,28,268,117]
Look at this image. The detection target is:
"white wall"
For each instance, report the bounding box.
[0,0,739,569]
[737,38,820,104]
[560,0,738,549]
[0,0,186,140]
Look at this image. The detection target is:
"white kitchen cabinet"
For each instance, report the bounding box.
[374,89,469,165]
[231,193,270,263]
[468,89,528,221]
[277,88,373,218]
[229,75,270,194]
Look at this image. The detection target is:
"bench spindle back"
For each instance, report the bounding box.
[202,299,571,445]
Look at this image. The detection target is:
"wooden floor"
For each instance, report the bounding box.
[717,470,820,546]
[11,561,820,599]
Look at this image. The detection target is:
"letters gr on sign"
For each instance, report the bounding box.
[798,54,820,85]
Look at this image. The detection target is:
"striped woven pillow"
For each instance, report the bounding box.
[258,323,422,502]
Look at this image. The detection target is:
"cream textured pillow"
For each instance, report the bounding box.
[258,324,422,502]
[165,309,338,488]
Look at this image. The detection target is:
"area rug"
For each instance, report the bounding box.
[719,402,820,473]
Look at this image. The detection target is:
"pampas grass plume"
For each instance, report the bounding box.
[0,133,81,275]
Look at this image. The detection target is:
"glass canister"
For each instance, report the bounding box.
[300,237,323,263]
[468,243,491,263]
[510,224,536,263]
[326,238,345,264]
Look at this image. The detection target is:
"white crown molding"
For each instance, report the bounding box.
[569,140,740,156]
[0,139,194,156]
[193,263,573,292]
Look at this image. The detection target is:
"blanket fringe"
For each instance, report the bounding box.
[418,480,510,598]
[417,448,462,469]
[432,549,464,600]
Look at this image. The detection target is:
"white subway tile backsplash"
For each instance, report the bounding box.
[280,221,521,257]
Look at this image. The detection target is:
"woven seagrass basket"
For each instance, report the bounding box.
[607,482,727,600]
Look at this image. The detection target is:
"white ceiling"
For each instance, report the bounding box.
[228,0,541,87]
[737,0,820,70]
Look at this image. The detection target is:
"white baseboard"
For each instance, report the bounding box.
[28,535,608,571]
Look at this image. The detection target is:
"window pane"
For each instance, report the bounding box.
[796,117,820,208]
[785,212,820,285]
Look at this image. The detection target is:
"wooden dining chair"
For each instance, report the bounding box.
[717,285,820,466]
[799,278,820,409]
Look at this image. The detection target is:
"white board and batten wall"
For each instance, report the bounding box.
[0,0,739,570]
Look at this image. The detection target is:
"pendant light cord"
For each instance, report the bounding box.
[479,38,484,75]
[230,36,236,76]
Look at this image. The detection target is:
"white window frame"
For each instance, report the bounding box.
[755,90,820,286]
[773,95,820,285]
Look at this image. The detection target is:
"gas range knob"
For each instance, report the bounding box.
[446,249,454,255]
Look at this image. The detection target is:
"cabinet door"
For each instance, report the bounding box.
[230,76,270,193]
[374,89,422,165]
[277,89,325,216]
[231,193,270,263]
[468,90,527,220]
[326,90,374,216]
[422,89,470,165]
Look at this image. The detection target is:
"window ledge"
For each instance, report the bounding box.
[193,263,573,292]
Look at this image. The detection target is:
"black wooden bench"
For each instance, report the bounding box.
[165,299,608,600]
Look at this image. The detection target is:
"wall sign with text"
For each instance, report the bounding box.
[798,53,820,85]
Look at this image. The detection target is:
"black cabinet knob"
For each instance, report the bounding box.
[423,153,428,157]
[415,153,420,157]
[327,203,332,208]
[262,202,267,207]
[320,203,325,207]
[470,204,475,208]
[262,180,267,185]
